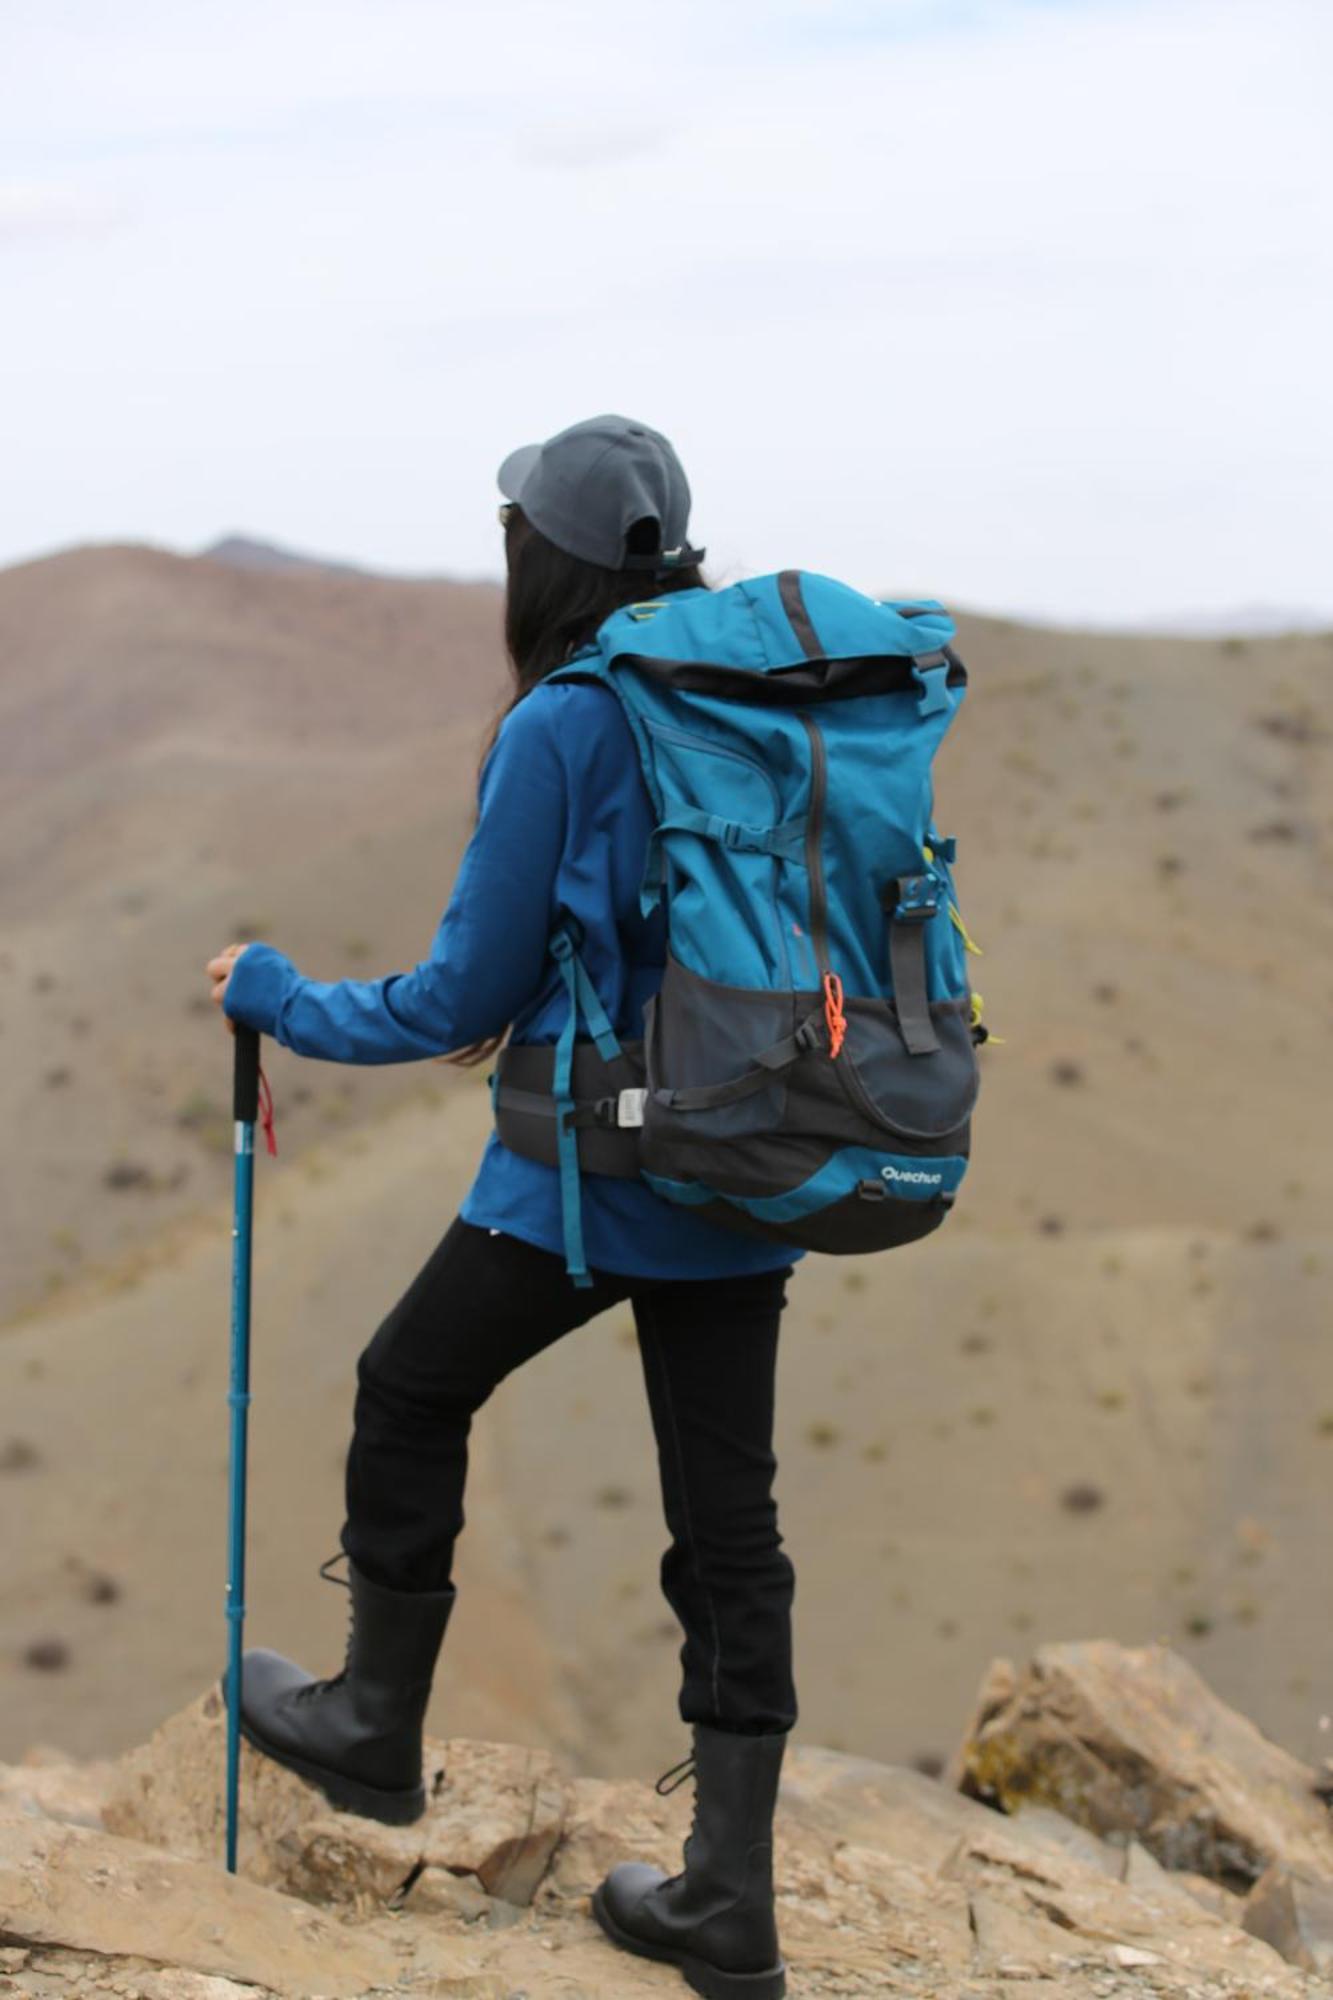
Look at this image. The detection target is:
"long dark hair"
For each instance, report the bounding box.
[441,507,707,1068]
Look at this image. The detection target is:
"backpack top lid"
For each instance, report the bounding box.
[587,570,956,677]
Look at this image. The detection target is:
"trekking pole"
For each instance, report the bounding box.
[225,1024,260,1874]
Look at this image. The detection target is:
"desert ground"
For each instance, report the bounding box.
[2,540,1331,1783]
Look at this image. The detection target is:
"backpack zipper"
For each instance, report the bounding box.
[799,715,831,970]
[799,715,847,1056]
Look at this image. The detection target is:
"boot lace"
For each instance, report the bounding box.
[655,1753,697,1797]
[655,1752,700,1884]
[292,1552,353,1703]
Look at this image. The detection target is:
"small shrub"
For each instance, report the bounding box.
[23,1638,70,1672]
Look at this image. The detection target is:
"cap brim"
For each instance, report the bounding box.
[497,441,542,502]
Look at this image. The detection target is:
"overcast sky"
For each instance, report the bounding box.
[4,0,1330,624]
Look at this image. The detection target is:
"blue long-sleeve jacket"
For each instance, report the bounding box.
[223,679,803,1281]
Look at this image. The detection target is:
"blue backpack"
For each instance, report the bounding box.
[491,569,985,1286]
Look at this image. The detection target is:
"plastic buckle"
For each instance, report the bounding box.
[795,1016,822,1054]
[550,916,585,960]
[617,1088,647,1129]
[893,873,940,924]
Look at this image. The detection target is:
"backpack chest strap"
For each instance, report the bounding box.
[640,810,808,916]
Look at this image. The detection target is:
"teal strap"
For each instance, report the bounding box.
[548,925,625,1287]
[550,944,591,1288]
[656,807,808,857]
[552,929,622,1062]
[640,811,807,917]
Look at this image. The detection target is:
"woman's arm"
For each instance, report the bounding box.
[219,691,565,1063]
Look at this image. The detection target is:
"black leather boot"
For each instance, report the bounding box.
[234,1559,455,1825]
[593,1725,787,2000]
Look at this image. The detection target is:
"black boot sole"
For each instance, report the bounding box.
[591,1885,786,2000]
[238,1714,426,1826]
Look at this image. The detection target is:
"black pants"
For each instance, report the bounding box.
[342,1217,798,1734]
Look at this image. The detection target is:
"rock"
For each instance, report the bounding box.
[968,1887,1076,1976]
[1243,1862,1333,1974]
[951,1639,1333,1886]
[115,1976,270,1999]
[944,1811,1301,1988]
[1177,1870,1247,1922]
[0,1752,115,1828]
[1109,1942,1161,1968]
[3,1671,1326,2000]
[402,1865,493,1920]
[0,1811,405,1996]
[103,1691,565,1908]
[540,1772,689,1900]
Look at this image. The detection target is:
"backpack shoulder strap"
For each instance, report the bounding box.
[545,919,626,1289]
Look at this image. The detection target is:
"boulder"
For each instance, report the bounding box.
[951,1639,1333,1886]
[103,1688,565,1908]
[1243,1862,1333,1975]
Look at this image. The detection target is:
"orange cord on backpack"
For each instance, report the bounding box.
[822,972,847,1059]
[257,1066,278,1157]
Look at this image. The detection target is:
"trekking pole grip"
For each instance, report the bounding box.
[233,1025,261,1124]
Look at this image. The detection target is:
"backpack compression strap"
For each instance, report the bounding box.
[882,874,943,1056]
[549,924,624,1287]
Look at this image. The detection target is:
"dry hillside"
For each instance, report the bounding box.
[2,542,1331,1781]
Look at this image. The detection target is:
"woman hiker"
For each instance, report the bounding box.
[207,415,800,2000]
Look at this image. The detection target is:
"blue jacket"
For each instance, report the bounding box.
[223,679,805,1281]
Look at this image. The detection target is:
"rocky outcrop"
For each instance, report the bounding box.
[950,1639,1333,1886]
[104,1688,567,1911]
[3,1645,1332,1998]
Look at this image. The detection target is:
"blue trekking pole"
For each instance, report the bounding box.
[225,1024,261,1873]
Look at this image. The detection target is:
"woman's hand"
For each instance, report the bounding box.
[206,943,252,1033]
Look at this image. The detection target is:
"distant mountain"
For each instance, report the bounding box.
[1143,605,1333,638]
[198,533,372,578]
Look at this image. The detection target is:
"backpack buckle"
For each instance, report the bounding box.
[890,873,940,924]
[617,1088,647,1128]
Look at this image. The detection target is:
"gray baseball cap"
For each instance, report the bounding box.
[497,413,705,575]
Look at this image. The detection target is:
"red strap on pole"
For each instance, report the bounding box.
[257,1066,278,1157]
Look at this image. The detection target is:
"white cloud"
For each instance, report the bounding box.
[0,182,126,241]
[2,0,1330,623]
[516,120,679,171]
